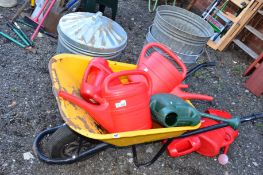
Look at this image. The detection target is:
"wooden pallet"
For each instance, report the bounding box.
[207,0,263,51]
[231,0,251,8]
[233,39,259,59]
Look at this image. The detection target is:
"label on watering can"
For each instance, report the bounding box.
[115,100,127,108]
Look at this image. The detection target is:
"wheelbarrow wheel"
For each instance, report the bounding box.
[46,125,100,159]
[46,125,79,158]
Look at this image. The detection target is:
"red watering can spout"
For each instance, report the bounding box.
[58,91,114,132]
[170,84,214,101]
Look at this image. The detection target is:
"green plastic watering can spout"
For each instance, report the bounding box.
[200,112,241,129]
[154,105,178,127]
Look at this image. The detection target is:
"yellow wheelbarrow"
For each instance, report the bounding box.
[33,54,263,166]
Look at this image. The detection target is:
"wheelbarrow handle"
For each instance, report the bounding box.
[240,112,263,123]
[132,112,263,167]
[185,62,216,80]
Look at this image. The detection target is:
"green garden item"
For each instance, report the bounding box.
[80,0,118,20]
[150,94,240,129]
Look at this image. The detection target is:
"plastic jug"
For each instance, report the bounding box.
[59,70,153,133]
[131,42,187,94]
[167,109,239,157]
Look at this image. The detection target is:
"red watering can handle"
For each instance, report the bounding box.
[82,59,112,84]
[139,42,187,78]
[167,137,201,157]
[104,70,153,96]
[81,60,112,104]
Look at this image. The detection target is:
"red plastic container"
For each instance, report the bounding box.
[102,70,153,132]
[80,57,113,104]
[167,109,238,157]
[59,70,153,133]
[131,42,187,94]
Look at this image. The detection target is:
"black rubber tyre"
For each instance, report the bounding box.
[46,125,81,158]
[46,125,101,159]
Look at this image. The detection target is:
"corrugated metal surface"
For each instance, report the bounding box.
[57,12,127,59]
[145,5,213,63]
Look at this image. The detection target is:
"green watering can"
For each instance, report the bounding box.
[150,94,240,129]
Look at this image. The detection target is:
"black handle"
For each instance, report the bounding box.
[132,112,263,167]
[185,62,216,80]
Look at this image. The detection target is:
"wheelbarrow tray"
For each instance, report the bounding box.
[49,54,200,147]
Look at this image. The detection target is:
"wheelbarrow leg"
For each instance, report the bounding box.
[132,138,174,167]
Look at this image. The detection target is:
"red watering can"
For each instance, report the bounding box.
[131,42,187,94]
[59,70,153,133]
[166,109,238,158]
[80,57,114,104]
[170,84,214,101]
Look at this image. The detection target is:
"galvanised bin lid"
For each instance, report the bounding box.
[58,12,127,55]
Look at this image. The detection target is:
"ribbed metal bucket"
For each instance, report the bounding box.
[145,25,203,64]
[151,5,213,55]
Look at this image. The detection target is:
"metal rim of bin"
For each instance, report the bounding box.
[145,26,203,64]
[151,23,205,45]
[154,11,212,42]
[155,5,214,39]
[151,23,204,55]
[57,36,122,59]
[154,14,208,44]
